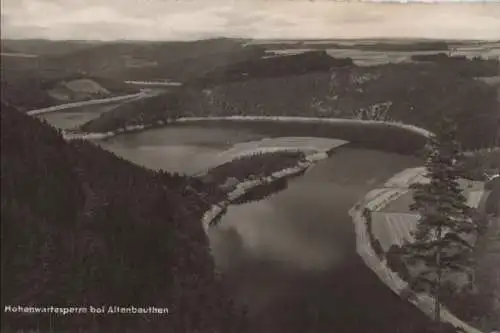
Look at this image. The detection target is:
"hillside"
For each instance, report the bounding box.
[410,53,499,77]
[0,103,246,333]
[0,46,19,54]
[190,51,354,86]
[81,60,498,150]
[180,63,498,150]
[247,39,450,52]
[38,38,265,82]
[1,39,103,56]
[0,71,138,111]
[1,42,141,111]
[79,91,180,133]
[120,47,266,82]
[0,38,266,110]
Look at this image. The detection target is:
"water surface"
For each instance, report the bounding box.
[99,126,266,174]
[208,147,427,333]
[38,109,431,331]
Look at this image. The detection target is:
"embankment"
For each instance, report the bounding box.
[349,169,484,333]
[27,92,148,116]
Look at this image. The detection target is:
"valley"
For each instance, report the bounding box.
[2,36,499,333]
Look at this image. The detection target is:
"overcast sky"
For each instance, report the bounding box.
[2,0,500,41]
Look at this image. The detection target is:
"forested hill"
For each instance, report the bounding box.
[0,103,245,333]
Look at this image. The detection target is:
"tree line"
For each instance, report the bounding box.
[0,102,247,333]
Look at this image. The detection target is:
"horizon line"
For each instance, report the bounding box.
[2,37,500,43]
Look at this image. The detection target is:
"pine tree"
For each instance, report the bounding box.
[406,116,477,324]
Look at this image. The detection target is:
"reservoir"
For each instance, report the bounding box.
[39,111,430,332]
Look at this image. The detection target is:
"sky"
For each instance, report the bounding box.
[1,0,500,41]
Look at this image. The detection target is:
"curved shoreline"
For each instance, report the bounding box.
[62,116,498,160]
[349,168,484,333]
[200,150,331,231]
[55,109,492,333]
[22,82,496,332]
[61,116,433,141]
[175,116,433,138]
[201,152,483,332]
[58,113,492,331]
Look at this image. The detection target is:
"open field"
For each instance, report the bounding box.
[354,164,494,333]
[205,136,347,171]
[372,212,418,252]
[265,48,500,67]
[3,36,498,333]
[361,168,497,330]
[382,179,486,213]
[372,178,486,252]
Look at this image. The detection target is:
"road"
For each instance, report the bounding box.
[209,148,430,333]
[355,169,485,333]
[124,80,182,86]
[26,90,153,116]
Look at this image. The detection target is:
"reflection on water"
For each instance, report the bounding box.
[97,123,429,332]
[102,144,224,174]
[232,177,290,206]
[99,127,347,175]
[209,148,427,333]
[33,110,433,331]
[99,126,266,174]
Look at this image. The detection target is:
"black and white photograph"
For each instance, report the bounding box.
[1,1,499,332]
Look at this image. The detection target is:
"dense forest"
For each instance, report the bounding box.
[189,51,354,87]
[203,151,307,189]
[1,36,497,333]
[252,40,450,52]
[179,63,498,150]
[80,59,498,150]
[24,38,266,83]
[78,91,181,133]
[0,102,247,333]
[0,76,55,112]
[410,53,499,77]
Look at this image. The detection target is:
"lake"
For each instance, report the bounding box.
[208,147,426,333]
[98,124,429,332]
[41,111,430,332]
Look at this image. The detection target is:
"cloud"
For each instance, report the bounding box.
[1,0,500,40]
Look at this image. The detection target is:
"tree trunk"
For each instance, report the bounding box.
[434,274,441,323]
[435,227,443,323]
